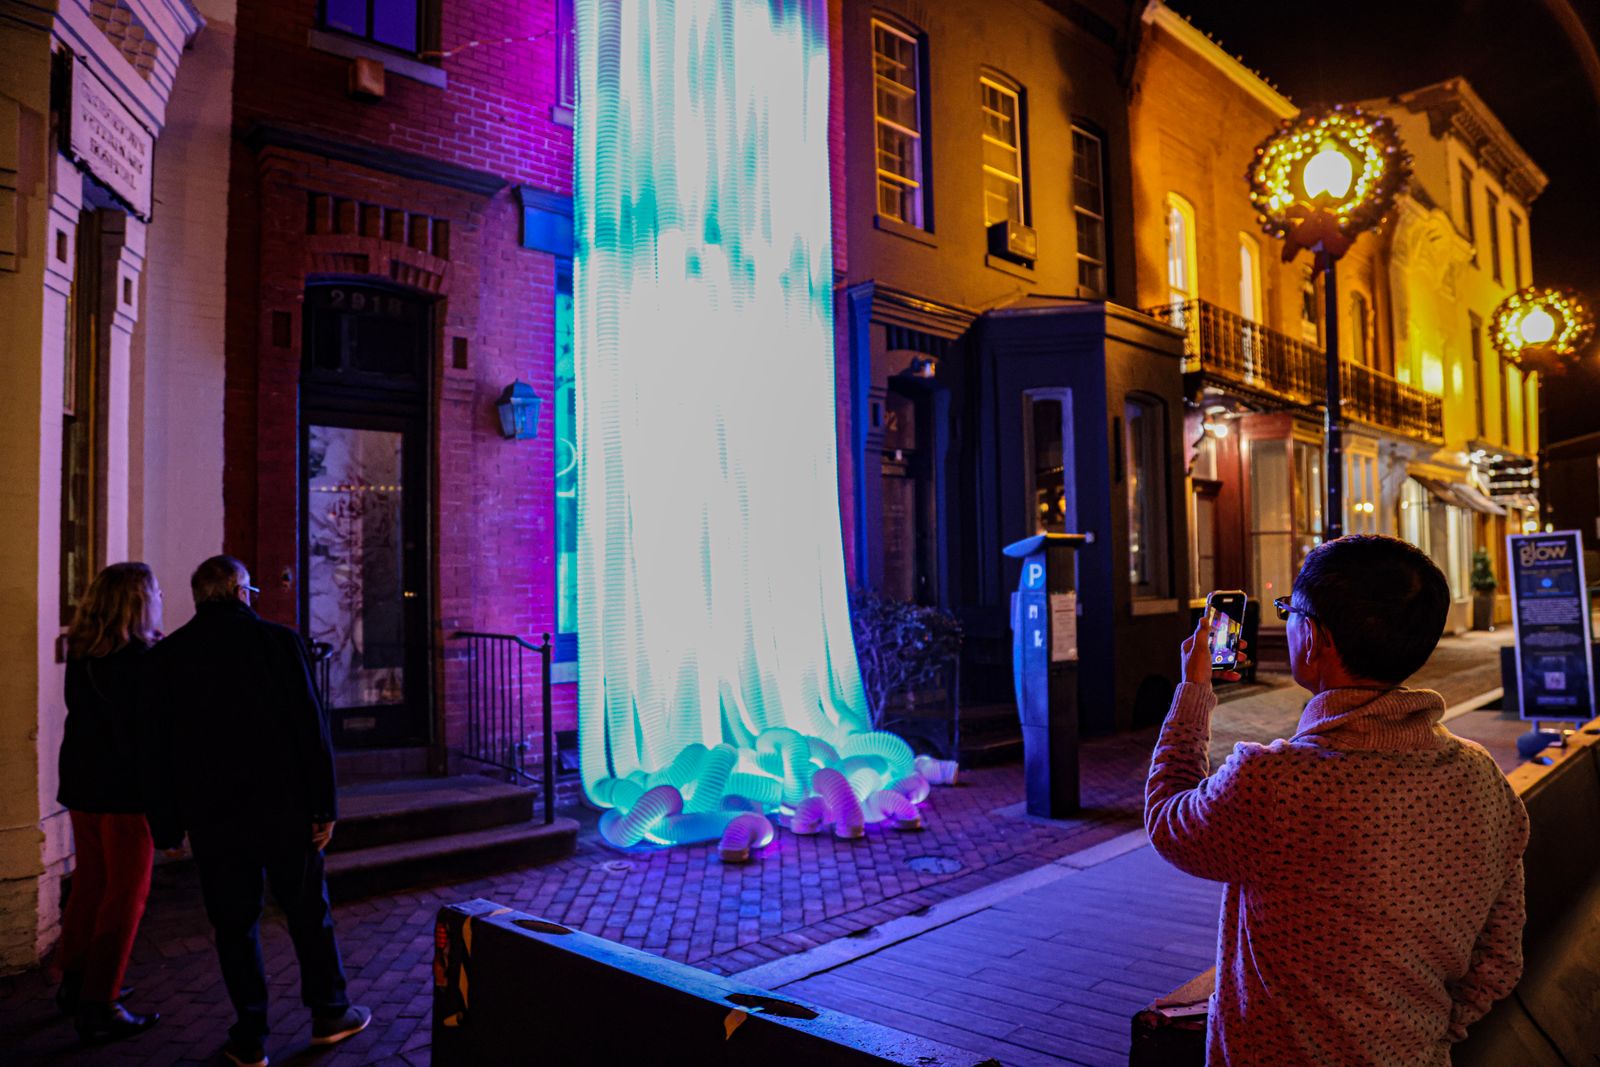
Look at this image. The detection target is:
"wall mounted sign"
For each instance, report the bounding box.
[65,56,154,221]
[1508,531,1595,721]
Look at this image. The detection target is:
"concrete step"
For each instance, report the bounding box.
[325,817,579,901]
[329,775,535,853]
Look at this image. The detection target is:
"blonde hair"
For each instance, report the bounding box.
[66,562,161,659]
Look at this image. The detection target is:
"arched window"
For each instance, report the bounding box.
[1349,290,1370,366]
[1165,193,1197,312]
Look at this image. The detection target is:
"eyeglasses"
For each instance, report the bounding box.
[241,582,261,598]
[1272,595,1316,623]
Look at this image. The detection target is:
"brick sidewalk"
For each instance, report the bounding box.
[0,631,1515,1066]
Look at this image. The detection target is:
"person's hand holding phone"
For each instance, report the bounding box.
[1183,609,1247,687]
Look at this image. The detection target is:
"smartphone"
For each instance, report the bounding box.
[1205,590,1248,672]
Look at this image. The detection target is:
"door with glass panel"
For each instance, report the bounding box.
[301,282,432,747]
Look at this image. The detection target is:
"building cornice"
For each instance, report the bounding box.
[1372,78,1548,205]
[1139,1,1296,120]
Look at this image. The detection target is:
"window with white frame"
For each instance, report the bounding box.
[1300,266,1320,344]
[980,76,1025,227]
[1349,290,1371,366]
[1071,126,1107,296]
[1238,233,1261,322]
[1165,194,1197,321]
[872,20,925,227]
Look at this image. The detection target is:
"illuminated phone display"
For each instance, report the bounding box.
[1206,590,1248,671]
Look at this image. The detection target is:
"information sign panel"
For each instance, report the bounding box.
[1508,531,1595,722]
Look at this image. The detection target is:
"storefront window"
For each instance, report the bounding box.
[1345,452,1377,534]
[1250,440,1292,607]
[1400,477,1430,554]
[1293,440,1323,566]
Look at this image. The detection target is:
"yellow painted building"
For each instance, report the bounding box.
[1130,2,1544,636]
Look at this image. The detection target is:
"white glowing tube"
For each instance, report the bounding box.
[718,813,776,862]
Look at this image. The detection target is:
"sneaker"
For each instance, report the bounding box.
[221,1037,268,1066]
[310,1005,371,1046]
[75,1001,159,1044]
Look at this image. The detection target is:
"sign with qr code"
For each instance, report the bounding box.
[1509,531,1595,721]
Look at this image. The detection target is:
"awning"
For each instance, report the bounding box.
[1411,476,1507,517]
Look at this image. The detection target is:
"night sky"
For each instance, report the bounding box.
[1175,0,1600,442]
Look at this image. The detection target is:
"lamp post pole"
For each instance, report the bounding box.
[1322,256,1343,539]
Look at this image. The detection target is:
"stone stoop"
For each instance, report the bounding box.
[324,776,578,901]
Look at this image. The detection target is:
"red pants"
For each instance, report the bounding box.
[58,810,153,1003]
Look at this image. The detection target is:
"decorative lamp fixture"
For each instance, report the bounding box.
[1247,104,1409,264]
[1245,103,1409,542]
[496,380,542,440]
[1490,287,1596,377]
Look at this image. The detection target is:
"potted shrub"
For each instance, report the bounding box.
[848,589,962,731]
[1470,548,1497,631]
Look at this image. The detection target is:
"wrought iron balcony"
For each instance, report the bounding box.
[1147,299,1444,443]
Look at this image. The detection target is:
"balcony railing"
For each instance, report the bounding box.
[1147,299,1444,443]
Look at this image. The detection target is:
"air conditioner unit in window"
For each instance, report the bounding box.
[988,219,1037,264]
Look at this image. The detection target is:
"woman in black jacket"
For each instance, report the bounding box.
[56,562,163,1043]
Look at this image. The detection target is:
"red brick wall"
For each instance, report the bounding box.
[224,1,576,761]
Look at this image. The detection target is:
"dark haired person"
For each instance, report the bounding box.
[141,556,369,1067]
[1146,535,1527,1065]
[56,563,164,1042]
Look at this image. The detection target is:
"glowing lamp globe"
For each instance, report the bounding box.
[1247,105,1409,263]
[1490,287,1596,377]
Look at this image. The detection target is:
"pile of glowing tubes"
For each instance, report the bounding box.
[594,730,959,859]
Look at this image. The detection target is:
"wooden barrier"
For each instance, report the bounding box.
[432,898,1001,1066]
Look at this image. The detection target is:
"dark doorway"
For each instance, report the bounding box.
[300,281,432,747]
[880,379,942,606]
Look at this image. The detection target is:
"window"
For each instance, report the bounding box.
[1349,291,1370,366]
[1401,477,1431,554]
[1470,311,1486,437]
[1250,440,1293,609]
[1238,234,1261,322]
[872,20,926,227]
[554,261,577,658]
[322,0,424,53]
[1165,193,1197,317]
[61,211,106,624]
[1024,391,1073,535]
[1345,452,1377,534]
[1071,126,1107,296]
[1300,266,1320,344]
[1486,188,1502,284]
[1501,359,1513,444]
[1124,394,1169,597]
[1293,440,1324,562]
[1509,213,1525,288]
[980,76,1025,227]
[1458,162,1476,257]
[556,0,575,111]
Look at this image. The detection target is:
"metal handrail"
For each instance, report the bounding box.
[449,630,555,825]
[1147,298,1444,443]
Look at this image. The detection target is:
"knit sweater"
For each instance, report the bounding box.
[1145,683,1528,1066]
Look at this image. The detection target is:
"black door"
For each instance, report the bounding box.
[301,282,432,747]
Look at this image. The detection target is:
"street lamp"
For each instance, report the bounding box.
[1489,286,1595,378]
[1490,286,1596,530]
[1248,105,1409,538]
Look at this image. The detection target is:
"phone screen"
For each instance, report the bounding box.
[1206,592,1247,670]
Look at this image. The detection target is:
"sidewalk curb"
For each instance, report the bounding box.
[735,828,1150,989]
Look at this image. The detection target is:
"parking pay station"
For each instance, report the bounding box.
[1004,532,1087,818]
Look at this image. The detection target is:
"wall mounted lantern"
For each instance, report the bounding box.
[496,380,542,440]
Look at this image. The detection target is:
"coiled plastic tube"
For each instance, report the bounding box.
[601,784,683,847]
[776,735,815,807]
[836,757,883,801]
[888,774,930,805]
[725,772,782,808]
[864,788,922,830]
[651,744,709,789]
[914,754,959,786]
[683,744,738,813]
[722,794,762,813]
[811,768,864,839]
[788,795,828,834]
[653,810,739,845]
[839,732,915,780]
[718,813,775,862]
[807,737,840,766]
[607,778,645,811]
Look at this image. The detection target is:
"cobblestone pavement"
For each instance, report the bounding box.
[0,631,1519,1066]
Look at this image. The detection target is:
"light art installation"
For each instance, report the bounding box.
[573,0,950,855]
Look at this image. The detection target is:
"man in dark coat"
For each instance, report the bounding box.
[142,555,369,1067]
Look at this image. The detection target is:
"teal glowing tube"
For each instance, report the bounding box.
[725,772,782,808]
[811,768,864,839]
[600,785,684,848]
[839,733,915,781]
[888,773,930,805]
[574,0,871,802]
[653,810,740,845]
[683,744,738,813]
